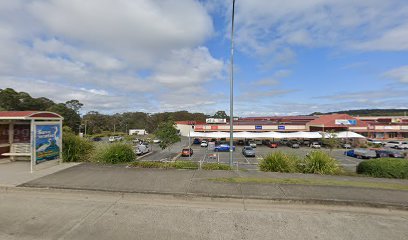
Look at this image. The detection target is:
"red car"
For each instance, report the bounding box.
[269,143,278,148]
[181,148,193,157]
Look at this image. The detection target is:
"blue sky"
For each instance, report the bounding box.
[0,0,407,116]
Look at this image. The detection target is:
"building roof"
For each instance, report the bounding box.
[307,114,367,128]
[0,111,63,120]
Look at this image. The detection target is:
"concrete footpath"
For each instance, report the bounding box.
[18,163,408,209]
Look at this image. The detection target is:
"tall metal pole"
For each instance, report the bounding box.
[229,0,236,167]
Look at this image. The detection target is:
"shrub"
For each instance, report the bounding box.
[92,143,136,164]
[303,150,341,175]
[201,163,232,170]
[62,132,94,162]
[357,158,408,179]
[259,151,299,173]
[172,161,199,169]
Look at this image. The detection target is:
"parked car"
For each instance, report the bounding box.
[200,140,208,147]
[351,149,377,159]
[109,136,123,142]
[268,142,278,148]
[237,140,245,145]
[342,143,352,149]
[344,149,356,157]
[367,139,382,145]
[242,146,255,157]
[383,141,403,148]
[310,142,321,149]
[153,139,161,143]
[193,138,201,144]
[92,137,102,142]
[287,141,300,148]
[181,148,193,157]
[248,141,257,148]
[262,140,271,145]
[302,140,310,146]
[135,144,150,155]
[375,150,404,158]
[396,142,408,149]
[214,144,235,152]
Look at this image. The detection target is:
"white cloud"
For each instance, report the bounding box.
[384,66,408,83]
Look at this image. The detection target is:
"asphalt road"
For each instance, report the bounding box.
[177,144,364,171]
[1,188,407,240]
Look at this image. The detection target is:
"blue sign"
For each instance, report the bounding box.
[35,125,61,164]
[255,125,262,130]
[278,125,285,130]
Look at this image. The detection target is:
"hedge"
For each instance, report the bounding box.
[357,158,408,179]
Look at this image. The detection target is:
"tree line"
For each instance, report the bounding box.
[0,88,225,135]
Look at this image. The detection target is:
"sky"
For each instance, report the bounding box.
[0,0,407,116]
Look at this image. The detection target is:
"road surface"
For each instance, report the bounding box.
[0,188,407,240]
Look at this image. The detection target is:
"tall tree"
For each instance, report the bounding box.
[155,120,181,150]
[65,100,83,113]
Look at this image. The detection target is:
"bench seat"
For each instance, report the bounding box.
[1,143,31,161]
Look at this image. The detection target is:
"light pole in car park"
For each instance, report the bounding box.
[229,0,236,167]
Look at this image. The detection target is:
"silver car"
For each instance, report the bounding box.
[242,146,255,157]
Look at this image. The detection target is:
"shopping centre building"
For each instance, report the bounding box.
[176,114,408,140]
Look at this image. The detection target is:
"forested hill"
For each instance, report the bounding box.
[310,109,408,116]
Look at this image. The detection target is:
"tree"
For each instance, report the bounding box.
[65,100,83,113]
[47,104,81,133]
[154,120,181,150]
[321,130,341,153]
[213,110,228,119]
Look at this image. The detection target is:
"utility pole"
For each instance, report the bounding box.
[229,0,236,167]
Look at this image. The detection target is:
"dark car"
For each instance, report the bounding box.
[92,137,102,142]
[193,138,201,144]
[287,141,300,148]
[375,150,404,158]
[214,144,235,152]
[181,148,193,157]
[237,140,245,145]
[344,149,356,157]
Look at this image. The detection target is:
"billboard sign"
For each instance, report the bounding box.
[335,119,357,125]
[206,118,227,124]
[255,125,262,130]
[35,124,61,164]
[278,125,285,130]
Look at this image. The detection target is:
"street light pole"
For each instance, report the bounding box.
[229,0,236,167]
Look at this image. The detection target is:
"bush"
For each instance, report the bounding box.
[92,143,136,164]
[259,151,299,173]
[357,158,408,179]
[62,132,94,162]
[201,163,232,170]
[303,150,341,175]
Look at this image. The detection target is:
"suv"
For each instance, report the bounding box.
[248,141,257,148]
[181,148,193,157]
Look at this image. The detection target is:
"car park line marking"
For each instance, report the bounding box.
[136,151,154,160]
[243,155,250,164]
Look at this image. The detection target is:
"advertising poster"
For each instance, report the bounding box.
[35,124,61,164]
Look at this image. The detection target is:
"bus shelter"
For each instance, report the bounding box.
[0,111,63,172]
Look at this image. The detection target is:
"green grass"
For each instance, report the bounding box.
[130,161,199,169]
[129,161,233,170]
[210,177,408,191]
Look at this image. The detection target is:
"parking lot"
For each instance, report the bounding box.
[176,143,399,171]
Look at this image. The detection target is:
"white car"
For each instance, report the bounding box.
[396,142,408,149]
[109,136,123,142]
[153,139,161,143]
[135,144,150,155]
[248,141,257,148]
[367,139,382,145]
[383,141,403,148]
[200,140,208,147]
[310,142,321,149]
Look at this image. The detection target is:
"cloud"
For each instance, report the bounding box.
[383,66,408,83]
[0,0,226,112]
[227,0,408,56]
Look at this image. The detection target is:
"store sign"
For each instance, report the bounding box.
[335,119,357,125]
[206,118,227,124]
[195,125,204,130]
[255,125,262,130]
[278,125,285,130]
[210,126,218,130]
[35,124,61,164]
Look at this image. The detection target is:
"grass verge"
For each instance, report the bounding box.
[129,161,233,170]
[209,177,408,191]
